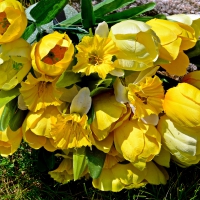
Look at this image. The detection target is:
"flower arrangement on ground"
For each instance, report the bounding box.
[0,0,200,192]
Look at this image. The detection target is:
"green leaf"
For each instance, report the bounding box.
[60,0,135,27]
[0,86,20,109]
[56,70,82,88]
[73,147,88,181]
[30,0,69,26]
[87,104,95,125]
[185,40,200,58]
[94,0,136,17]
[0,98,17,131]
[86,146,106,179]
[81,0,95,29]
[37,148,55,172]
[90,87,112,97]
[102,2,156,22]
[9,109,28,131]
[21,23,36,40]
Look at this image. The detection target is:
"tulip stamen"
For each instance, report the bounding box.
[42,45,67,65]
[0,12,10,35]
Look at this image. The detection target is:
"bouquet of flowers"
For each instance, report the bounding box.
[0,0,200,192]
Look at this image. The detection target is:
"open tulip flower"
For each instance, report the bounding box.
[1,0,200,193]
[157,115,200,167]
[0,38,31,90]
[0,0,27,44]
[147,18,196,76]
[31,31,74,76]
[110,20,160,72]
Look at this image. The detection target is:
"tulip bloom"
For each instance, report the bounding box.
[163,83,200,127]
[92,161,168,192]
[110,20,160,71]
[0,106,22,157]
[20,73,63,112]
[0,38,31,90]
[114,119,161,170]
[0,0,27,44]
[146,19,196,76]
[182,71,200,90]
[22,106,59,152]
[167,14,200,39]
[157,115,200,167]
[31,31,74,76]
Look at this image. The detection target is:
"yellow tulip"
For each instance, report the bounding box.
[20,73,63,112]
[0,106,22,157]
[182,71,200,90]
[167,14,200,39]
[147,18,196,75]
[114,119,161,170]
[31,31,74,76]
[22,106,59,152]
[157,115,200,167]
[0,38,31,90]
[90,91,127,141]
[110,20,160,71]
[163,83,200,127]
[0,0,27,44]
[92,161,168,192]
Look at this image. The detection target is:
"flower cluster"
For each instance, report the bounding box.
[1,0,200,192]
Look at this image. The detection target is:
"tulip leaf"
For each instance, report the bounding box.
[37,148,55,172]
[87,104,95,125]
[94,0,136,17]
[56,70,82,88]
[30,0,69,26]
[73,147,88,181]
[9,109,28,132]
[102,2,156,23]
[60,0,135,27]
[21,23,36,40]
[81,0,95,29]
[0,85,20,109]
[86,146,106,179]
[90,87,112,97]
[0,98,17,131]
[185,40,200,58]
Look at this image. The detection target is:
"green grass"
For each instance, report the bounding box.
[1,141,200,200]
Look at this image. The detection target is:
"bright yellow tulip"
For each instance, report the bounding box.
[31,31,74,76]
[147,18,196,75]
[0,38,31,90]
[114,119,161,170]
[110,20,160,71]
[182,71,200,90]
[22,106,59,152]
[0,0,27,43]
[157,115,200,167]
[167,14,200,39]
[163,83,200,127]
[0,106,22,157]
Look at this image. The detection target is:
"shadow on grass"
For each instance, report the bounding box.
[0,142,200,200]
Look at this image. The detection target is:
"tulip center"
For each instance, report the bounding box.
[0,12,10,35]
[88,52,103,65]
[42,45,67,65]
